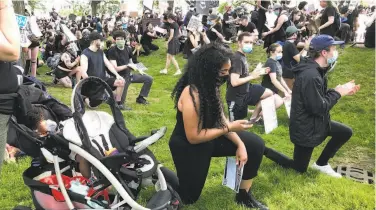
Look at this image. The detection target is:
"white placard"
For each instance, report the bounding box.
[222,157,244,193]
[143,0,153,10]
[28,16,42,37]
[154,26,167,34]
[283,97,291,118]
[261,96,278,134]
[187,16,202,32]
[20,29,31,48]
[60,24,77,42]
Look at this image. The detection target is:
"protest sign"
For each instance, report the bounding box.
[16,14,28,29]
[261,96,278,134]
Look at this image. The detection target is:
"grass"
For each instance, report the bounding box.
[0,40,375,210]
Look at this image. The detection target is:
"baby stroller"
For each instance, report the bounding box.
[16,77,181,210]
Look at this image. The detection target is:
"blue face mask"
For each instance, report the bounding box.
[274,11,280,16]
[207,21,212,25]
[276,53,283,60]
[242,44,253,53]
[327,50,338,65]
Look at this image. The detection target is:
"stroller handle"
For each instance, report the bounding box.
[71,77,115,114]
[134,127,167,153]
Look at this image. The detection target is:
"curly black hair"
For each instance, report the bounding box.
[172,43,233,130]
[25,106,44,131]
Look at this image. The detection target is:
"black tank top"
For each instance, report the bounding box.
[82,48,106,79]
[170,110,189,143]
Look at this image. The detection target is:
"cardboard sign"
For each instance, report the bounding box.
[130,11,139,18]
[16,14,28,29]
[261,96,278,134]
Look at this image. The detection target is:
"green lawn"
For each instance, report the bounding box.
[0,40,374,210]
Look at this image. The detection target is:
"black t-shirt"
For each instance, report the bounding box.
[239,22,257,33]
[107,46,133,76]
[171,22,180,39]
[223,12,237,29]
[262,58,283,93]
[320,6,336,36]
[206,24,223,42]
[282,40,300,79]
[141,29,153,45]
[226,51,249,103]
[0,61,18,94]
[82,48,106,79]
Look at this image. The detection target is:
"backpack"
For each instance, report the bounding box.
[46,53,61,70]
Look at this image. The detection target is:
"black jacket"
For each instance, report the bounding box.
[289,58,341,147]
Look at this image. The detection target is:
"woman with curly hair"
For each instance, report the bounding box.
[169,43,268,209]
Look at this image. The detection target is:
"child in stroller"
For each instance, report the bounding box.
[12,77,181,210]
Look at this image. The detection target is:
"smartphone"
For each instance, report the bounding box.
[247,118,257,124]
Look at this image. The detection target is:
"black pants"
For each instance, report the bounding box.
[120,73,153,104]
[169,131,265,204]
[257,11,267,39]
[142,43,159,55]
[336,23,351,43]
[265,121,352,173]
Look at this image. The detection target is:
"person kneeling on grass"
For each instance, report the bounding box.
[108,30,153,110]
[226,32,282,123]
[169,43,268,209]
[55,43,84,88]
[265,35,360,177]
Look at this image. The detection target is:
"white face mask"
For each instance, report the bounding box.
[304,5,308,11]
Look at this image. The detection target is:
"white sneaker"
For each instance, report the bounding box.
[160,69,168,74]
[311,162,342,178]
[173,70,182,76]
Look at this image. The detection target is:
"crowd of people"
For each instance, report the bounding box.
[0,0,371,209]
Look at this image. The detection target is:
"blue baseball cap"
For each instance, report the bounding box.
[310,35,344,51]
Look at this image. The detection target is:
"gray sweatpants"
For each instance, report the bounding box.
[0,113,10,175]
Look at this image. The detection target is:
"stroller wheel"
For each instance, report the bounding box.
[167,184,182,210]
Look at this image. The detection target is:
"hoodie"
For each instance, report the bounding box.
[289,57,341,147]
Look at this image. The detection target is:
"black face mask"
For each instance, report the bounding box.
[216,75,229,86]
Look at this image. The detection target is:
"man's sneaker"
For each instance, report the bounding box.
[136,97,149,105]
[160,69,168,74]
[173,70,182,76]
[235,189,269,210]
[311,162,342,178]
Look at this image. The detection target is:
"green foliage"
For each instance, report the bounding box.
[0,40,374,210]
[218,2,229,14]
[27,0,46,12]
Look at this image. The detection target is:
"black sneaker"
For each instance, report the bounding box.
[53,78,58,84]
[235,189,269,210]
[136,97,149,105]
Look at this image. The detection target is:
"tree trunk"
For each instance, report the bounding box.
[91,1,100,17]
[167,0,174,9]
[13,0,25,15]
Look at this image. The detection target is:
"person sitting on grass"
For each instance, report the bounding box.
[108,30,154,110]
[80,32,125,110]
[169,43,268,209]
[55,43,85,88]
[264,35,360,177]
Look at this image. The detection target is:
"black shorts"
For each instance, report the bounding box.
[103,77,117,91]
[227,84,265,121]
[54,68,70,79]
